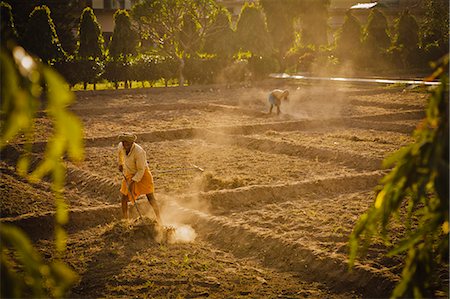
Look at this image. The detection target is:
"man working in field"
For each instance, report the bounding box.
[268,89,289,115]
[117,133,162,224]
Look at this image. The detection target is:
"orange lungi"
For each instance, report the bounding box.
[120,168,154,203]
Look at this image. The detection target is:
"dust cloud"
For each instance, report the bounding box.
[172,224,197,243]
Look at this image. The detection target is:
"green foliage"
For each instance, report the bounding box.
[179,13,201,56]
[184,55,223,84]
[395,10,419,49]
[259,0,297,69]
[158,56,179,86]
[132,0,185,55]
[21,5,66,63]
[54,57,103,90]
[109,9,138,60]
[335,10,362,62]
[235,3,271,57]
[103,59,133,88]
[349,55,449,298]
[4,0,81,55]
[247,55,279,80]
[421,0,449,52]
[77,7,104,60]
[73,8,105,89]
[389,10,421,69]
[1,43,83,297]
[1,224,78,298]
[363,9,391,52]
[202,7,236,60]
[130,55,161,84]
[298,0,329,47]
[0,2,18,43]
[132,0,220,85]
[360,8,391,69]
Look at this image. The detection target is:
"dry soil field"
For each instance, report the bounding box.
[1,79,448,298]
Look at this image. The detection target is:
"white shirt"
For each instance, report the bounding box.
[117,142,149,182]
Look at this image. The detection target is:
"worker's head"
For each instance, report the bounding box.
[118,132,137,151]
[282,90,289,100]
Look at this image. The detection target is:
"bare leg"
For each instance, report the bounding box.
[146,193,162,224]
[121,195,129,219]
[269,105,273,114]
[276,105,280,115]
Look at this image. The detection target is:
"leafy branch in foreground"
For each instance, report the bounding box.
[1,42,84,297]
[349,54,449,298]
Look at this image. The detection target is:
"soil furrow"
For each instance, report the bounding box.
[2,171,382,240]
[3,109,418,152]
[349,99,423,111]
[200,130,383,171]
[1,205,120,241]
[180,171,383,214]
[169,202,398,298]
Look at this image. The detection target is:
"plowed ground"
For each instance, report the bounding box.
[1,80,448,298]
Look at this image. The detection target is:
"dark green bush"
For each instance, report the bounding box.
[247,55,279,80]
[103,59,132,89]
[184,56,223,84]
[130,55,161,86]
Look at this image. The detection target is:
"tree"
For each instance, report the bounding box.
[109,9,138,60]
[335,10,362,63]
[76,7,104,90]
[179,12,201,57]
[3,0,83,54]
[395,10,419,50]
[21,5,66,63]
[361,8,391,68]
[202,7,236,60]
[336,10,361,61]
[259,0,297,70]
[350,55,449,298]
[0,2,18,43]
[235,2,271,57]
[420,0,449,61]
[77,7,104,60]
[392,10,420,68]
[132,0,221,86]
[298,0,330,47]
[1,41,83,297]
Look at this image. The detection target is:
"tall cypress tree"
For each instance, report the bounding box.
[203,7,236,60]
[0,2,18,44]
[363,9,391,51]
[395,10,419,49]
[259,0,297,69]
[235,3,271,57]
[109,9,138,60]
[392,10,420,68]
[299,0,330,47]
[335,10,362,62]
[21,5,66,63]
[77,7,104,59]
[361,8,391,68]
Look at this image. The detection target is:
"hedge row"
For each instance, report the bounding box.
[52,55,279,88]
